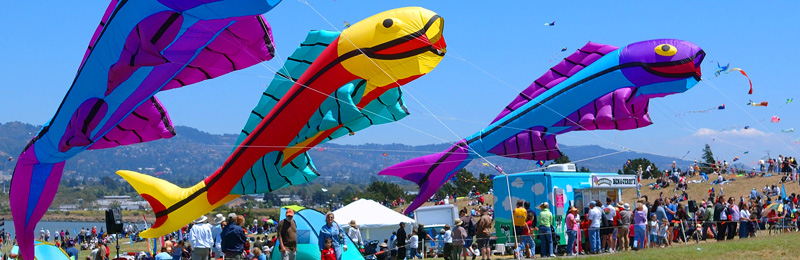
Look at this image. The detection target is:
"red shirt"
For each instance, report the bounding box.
[321,248,336,260]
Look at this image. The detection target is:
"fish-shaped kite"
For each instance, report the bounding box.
[381,39,705,213]
[545,21,556,26]
[117,7,447,237]
[714,62,730,77]
[10,0,281,258]
[747,100,768,107]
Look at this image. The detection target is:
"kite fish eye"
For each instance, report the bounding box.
[377,17,402,32]
[655,44,677,56]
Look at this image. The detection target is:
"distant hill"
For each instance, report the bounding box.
[0,122,694,186]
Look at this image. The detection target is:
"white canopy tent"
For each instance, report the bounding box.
[333,199,415,242]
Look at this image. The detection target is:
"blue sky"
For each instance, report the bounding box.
[2,1,799,168]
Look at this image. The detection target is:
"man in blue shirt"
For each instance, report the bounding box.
[664,198,677,245]
[221,214,247,259]
[65,240,79,260]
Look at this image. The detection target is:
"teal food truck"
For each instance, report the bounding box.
[492,164,637,253]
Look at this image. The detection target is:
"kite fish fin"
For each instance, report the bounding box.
[555,87,653,132]
[89,96,176,150]
[378,140,474,214]
[491,42,619,123]
[116,170,239,238]
[233,30,341,151]
[58,98,109,152]
[107,11,181,95]
[486,126,563,160]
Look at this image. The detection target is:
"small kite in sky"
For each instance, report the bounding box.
[714,62,730,77]
[544,21,555,26]
[782,128,794,133]
[747,100,768,107]
[771,116,781,123]
[733,156,739,162]
[344,21,351,28]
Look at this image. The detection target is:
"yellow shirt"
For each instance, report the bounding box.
[513,207,527,227]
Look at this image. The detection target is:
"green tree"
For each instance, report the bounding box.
[554,155,571,164]
[359,181,407,203]
[621,158,660,178]
[701,144,715,173]
[579,166,591,172]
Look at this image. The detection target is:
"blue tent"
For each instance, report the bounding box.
[11,240,71,260]
[271,206,365,260]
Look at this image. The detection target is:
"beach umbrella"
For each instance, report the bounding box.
[761,203,784,216]
[10,240,71,260]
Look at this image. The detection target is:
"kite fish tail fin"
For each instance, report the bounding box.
[116,170,239,238]
[379,140,474,214]
[10,155,66,260]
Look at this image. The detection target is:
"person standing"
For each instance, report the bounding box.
[713,196,726,241]
[416,223,434,256]
[348,220,364,251]
[618,203,631,251]
[459,209,476,260]
[396,223,407,260]
[221,215,247,259]
[587,201,602,254]
[565,207,579,256]
[442,224,453,260]
[475,207,493,260]
[537,203,554,257]
[452,219,467,260]
[726,198,739,240]
[512,200,527,253]
[633,204,646,250]
[278,209,298,260]
[211,214,225,258]
[189,215,213,260]
[65,240,79,260]
[319,212,347,260]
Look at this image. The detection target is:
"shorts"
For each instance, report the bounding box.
[464,237,474,248]
[476,236,490,248]
[600,226,613,236]
[649,234,658,244]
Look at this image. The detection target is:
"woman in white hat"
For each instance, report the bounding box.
[211,213,225,258]
[348,220,363,249]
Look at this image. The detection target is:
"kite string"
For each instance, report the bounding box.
[701,79,800,156]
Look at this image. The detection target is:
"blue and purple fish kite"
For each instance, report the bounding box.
[380,39,705,213]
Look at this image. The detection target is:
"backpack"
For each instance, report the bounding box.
[600,212,610,228]
[467,217,476,237]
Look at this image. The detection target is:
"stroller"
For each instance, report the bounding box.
[363,240,380,260]
[686,223,703,243]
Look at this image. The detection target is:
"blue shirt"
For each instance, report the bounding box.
[319,222,343,251]
[155,252,173,260]
[66,247,80,259]
[665,204,677,222]
[220,223,246,254]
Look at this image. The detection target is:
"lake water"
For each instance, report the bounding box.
[2,221,108,238]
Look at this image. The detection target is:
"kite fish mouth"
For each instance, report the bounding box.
[645,50,705,81]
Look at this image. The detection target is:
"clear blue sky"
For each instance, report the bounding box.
[2,1,799,168]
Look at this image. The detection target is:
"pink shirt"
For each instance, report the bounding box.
[566,214,579,231]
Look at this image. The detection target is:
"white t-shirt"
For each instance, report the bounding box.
[604,205,617,221]
[443,230,453,243]
[588,207,602,228]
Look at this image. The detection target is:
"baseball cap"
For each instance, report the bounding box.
[286,209,295,217]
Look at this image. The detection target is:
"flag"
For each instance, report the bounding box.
[782,184,787,200]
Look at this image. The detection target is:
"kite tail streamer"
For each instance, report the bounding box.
[378,140,475,214]
[116,170,239,238]
[10,150,66,260]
